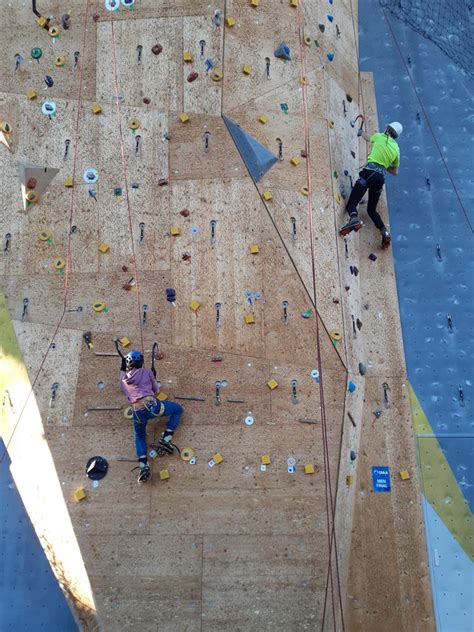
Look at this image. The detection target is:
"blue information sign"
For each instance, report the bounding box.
[372,466,391,492]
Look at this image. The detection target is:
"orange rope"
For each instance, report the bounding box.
[296,3,345,630]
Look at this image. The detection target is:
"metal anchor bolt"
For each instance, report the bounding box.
[282,301,289,325]
[64,139,71,160]
[291,379,298,404]
[215,303,221,328]
[136,45,143,64]
[142,304,148,325]
[50,382,59,407]
[436,243,442,261]
[265,57,271,79]
[447,313,453,332]
[214,381,221,406]
[74,51,80,69]
[204,131,211,152]
[139,222,145,245]
[290,217,297,240]
[199,40,206,57]
[21,298,29,321]
[135,135,141,157]
[210,219,217,244]
[3,233,11,253]
[276,138,283,161]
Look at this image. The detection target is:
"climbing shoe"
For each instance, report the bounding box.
[156,431,179,457]
[381,229,391,249]
[133,458,151,483]
[339,215,363,236]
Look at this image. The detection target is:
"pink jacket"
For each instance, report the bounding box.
[120,368,159,403]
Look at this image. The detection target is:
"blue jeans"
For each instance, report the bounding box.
[132,400,183,459]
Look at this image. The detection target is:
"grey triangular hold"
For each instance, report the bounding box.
[223,116,278,182]
[17,161,59,209]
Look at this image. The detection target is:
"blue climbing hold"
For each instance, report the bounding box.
[166,288,176,303]
[274,43,291,61]
[327,52,334,62]
[223,116,278,182]
[348,381,356,393]
[327,15,333,22]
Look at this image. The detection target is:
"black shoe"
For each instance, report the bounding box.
[381,229,391,249]
[133,459,151,483]
[156,432,180,457]
[340,216,363,236]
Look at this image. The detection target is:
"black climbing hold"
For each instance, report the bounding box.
[358,362,367,376]
[368,253,377,261]
[318,24,325,33]
[350,450,357,461]
[44,75,54,88]
[85,456,108,480]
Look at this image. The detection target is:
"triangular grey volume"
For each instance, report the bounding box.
[223,115,278,182]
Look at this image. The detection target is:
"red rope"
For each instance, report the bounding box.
[108,12,145,353]
[1,1,91,463]
[297,3,345,631]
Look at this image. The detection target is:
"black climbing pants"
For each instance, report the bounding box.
[345,168,386,231]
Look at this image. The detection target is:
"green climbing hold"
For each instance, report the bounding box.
[31,47,42,60]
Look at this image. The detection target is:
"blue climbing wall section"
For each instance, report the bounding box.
[359,1,474,630]
[0,441,78,631]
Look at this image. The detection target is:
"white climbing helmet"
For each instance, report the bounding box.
[386,121,403,138]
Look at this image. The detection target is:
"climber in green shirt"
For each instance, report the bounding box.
[340,121,402,248]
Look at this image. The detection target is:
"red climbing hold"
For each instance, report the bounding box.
[180,209,190,217]
[187,71,199,82]
[152,44,163,55]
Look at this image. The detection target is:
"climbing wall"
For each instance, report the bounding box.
[0,1,434,630]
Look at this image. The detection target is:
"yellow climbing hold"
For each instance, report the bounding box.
[250,0,260,6]
[290,0,298,6]
[328,120,335,129]
[213,453,223,464]
[179,113,190,123]
[335,192,343,204]
[226,16,236,27]
[330,329,342,341]
[183,51,193,62]
[170,226,181,236]
[300,186,309,196]
[181,447,194,462]
[190,300,200,312]
[399,470,411,481]
[91,103,102,114]
[262,191,272,201]
[26,89,37,100]
[128,118,140,130]
[300,76,309,85]
[25,191,38,203]
[258,114,268,124]
[38,230,52,241]
[157,392,168,401]
[249,244,259,254]
[242,64,252,75]
[92,301,106,312]
[304,36,312,46]
[305,464,315,474]
[37,15,48,28]
[98,243,109,253]
[48,26,60,37]
[55,56,65,67]
[74,488,86,502]
[64,177,74,187]
[245,314,255,324]
[123,406,133,419]
[267,379,279,390]
[261,455,271,465]
[291,156,301,166]
[159,469,170,481]
[0,121,12,134]
[53,258,66,270]
[119,336,130,347]
[211,68,223,81]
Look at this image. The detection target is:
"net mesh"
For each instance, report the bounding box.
[379,0,474,77]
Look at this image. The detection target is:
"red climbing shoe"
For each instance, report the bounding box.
[340,216,363,236]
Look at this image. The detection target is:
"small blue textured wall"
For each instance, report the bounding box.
[0,442,78,632]
[359,2,474,630]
